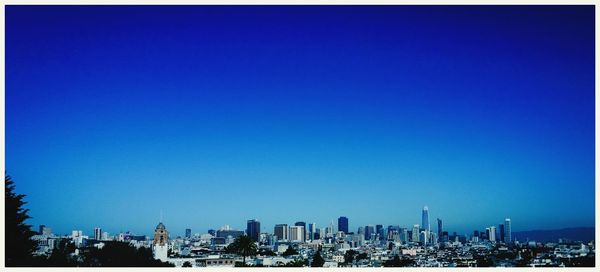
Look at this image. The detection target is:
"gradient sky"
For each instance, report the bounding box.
[6,5,595,237]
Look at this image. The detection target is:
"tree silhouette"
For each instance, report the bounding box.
[81,241,174,267]
[344,249,356,264]
[182,261,192,267]
[284,258,305,267]
[310,250,325,267]
[42,239,77,266]
[225,235,257,265]
[282,246,298,257]
[5,175,39,266]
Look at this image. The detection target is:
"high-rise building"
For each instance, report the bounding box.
[274,224,289,241]
[338,217,349,234]
[399,228,408,243]
[422,206,430,232]
[499,224,505,243]
[505,218,512,243]
[290,226,305,242]
[364,225,375,240]
[94,227,102,240]
[153,222,169,262]
[375,224,384,240]
[488,226,497,242]
[308,223,316,240]
[246,219,260,242]
[437,218,443,238]
[420,231,428,245]
[412,224,420,242]
[357,226,364,236]
[185,228,192,239]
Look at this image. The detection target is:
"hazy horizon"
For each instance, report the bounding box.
[6,6,595,236]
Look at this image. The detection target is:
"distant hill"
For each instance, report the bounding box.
[513,227,595,243]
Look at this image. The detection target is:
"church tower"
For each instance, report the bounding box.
[152,222,169,262]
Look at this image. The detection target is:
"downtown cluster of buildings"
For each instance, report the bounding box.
[31,206,595,267]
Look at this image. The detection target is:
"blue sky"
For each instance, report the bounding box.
[6,5,595,237]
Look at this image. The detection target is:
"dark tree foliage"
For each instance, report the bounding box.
[383,255,416,267]
[225,235,257,264]
[474,254,494,267]
[258,248,276,256]
[80,241,173,267]
[310,250,325,267]
[282,246,299,257]
[344,249,356,264]
[182,261,192,267]
[5,175,39,266]
[356,252,368,260]
[42,240,77,267]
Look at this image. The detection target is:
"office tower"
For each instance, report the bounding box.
[246,219,260,242]
[329,220,335,235]
[375,225,384,240]
[94,227,102,240]
[431,232,438,245]
[290,226,305,242]
[308,223,316,240]
[185,228,192,239]
[420,231,428,245]
[441,231,449,242]
[364,225,375,240]
[274,224,289,241]
[400,228,409,243]
[488,226,496,242]
[499,224,505,242]
[422,206,430,232]
[505,218,512,243]
[338,216,349,234]
[437,218,443,238]
[357,226,364,236]
[412,224,420,242]
[102,231,109,241]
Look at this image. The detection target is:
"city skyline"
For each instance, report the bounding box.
[24,207,529,240]
[6,5,595,236]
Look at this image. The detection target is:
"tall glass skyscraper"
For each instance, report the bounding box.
[365,225,375,240]
[375,224,384,240]
[274,224,288,241]
[422,206,430,232]
[505,218,512,243]
[437,218,443,238]
[308,223,316,240]
[246,219,260,242]
[338,216,349,234]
